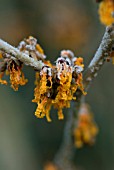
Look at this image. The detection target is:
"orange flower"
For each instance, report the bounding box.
[98,0,114,26]
[33,50,85,121]
[9,63,28,91]
[32,67,53,121]
[73,103,98,148]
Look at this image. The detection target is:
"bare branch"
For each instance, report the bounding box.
[53,25,114,170]
[0,39,44,70]
[83,25,114,90]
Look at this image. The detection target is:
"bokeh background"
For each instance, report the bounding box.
[0,0,114,170]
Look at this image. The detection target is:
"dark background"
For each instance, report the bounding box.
[0,0,114,170]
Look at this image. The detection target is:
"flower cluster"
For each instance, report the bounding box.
[33,50,85,121]
[18,36,46,60]
[8,60,28,91]
[0,37,85,121]
[0,36,48,91]
[98,0,114,26]
[18,36,52,67]
[73,103,98,148]
[0,52,27,90]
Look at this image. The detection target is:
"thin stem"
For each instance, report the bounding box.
[54,102,77,170]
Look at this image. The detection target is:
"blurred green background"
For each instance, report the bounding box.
[0,0,114,170]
